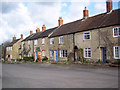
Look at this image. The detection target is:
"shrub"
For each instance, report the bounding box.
[36,59,38,62]
[23,57,33,62]
[42,56,48,61]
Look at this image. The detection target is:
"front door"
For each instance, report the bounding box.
[102,47,106,62]
[55,50,58,61]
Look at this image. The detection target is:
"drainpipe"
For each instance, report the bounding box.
[73,33,75,61]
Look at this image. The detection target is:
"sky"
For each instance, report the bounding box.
[0,0,119,44]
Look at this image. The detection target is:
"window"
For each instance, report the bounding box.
[114,46,120,59]
[28,40,30,45]
[34,40,37,45]
[50,38,54,44]
[84,48,91,58]
[10,55,12,59]
[42,38,45,44]
[59,36,64,44]
[42,51,45,56]
[22,42,24,49]
[84,32,90,40]
[50,50,54,57]
[60,50,67,58]
[113,27,120,37]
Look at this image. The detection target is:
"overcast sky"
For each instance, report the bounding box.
[0,0,119,44]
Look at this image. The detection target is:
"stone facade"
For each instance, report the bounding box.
[75,25,120,62]
[48,34,74,61]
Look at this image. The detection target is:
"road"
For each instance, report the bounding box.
[2,63,118,88]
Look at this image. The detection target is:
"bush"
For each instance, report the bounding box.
[42,56,48,61]
[106,59,120,64]
[23,57,34,62]
[36,59,38,62]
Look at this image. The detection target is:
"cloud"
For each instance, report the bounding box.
[0,0,109,44]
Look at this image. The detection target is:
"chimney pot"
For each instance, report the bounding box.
[21,34,23,39]
[13,35,16,41]
[106,0,112,12]
[36,28,40,33]
[30,30,33,34]
[83,7,89,19]
[42,25,46,31]
[58,17,63,26]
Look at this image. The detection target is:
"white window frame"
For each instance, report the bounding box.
[84,48,91,58]
[28,40,30,45]
[10,54,12,59]
[59,36,64,44]
[22,42,24,49]
[42,38,45,44]
[50,38,54,44]
[34,40,37,45]
[84,32,91,40]
[60,50,67,58]
[42,51,45,57]
[114,46,120,59]
[50,50,54,57]
[113,27,120,37]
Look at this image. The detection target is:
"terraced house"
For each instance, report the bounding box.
[28,25,57,61]
[6,0,120,62]
[21,30,36,58]
[49,0,120,62]
[6,34,23,60]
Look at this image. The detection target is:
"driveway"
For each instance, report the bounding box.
[2,63,118,88]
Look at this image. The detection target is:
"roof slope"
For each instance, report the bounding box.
[50,9,120,37]
[29,27,57,40]
[22,33,36,41]
[27,32,42,40]
[6,39,20,47]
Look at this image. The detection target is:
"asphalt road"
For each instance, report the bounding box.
[2,63,119,88]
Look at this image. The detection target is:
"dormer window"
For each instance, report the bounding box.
[84,32,90,40]
[113,27,120,37]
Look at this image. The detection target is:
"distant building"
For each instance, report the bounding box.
[6,34,23,61]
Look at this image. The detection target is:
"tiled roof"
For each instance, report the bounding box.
[50,9,120,37]
[22,33,36,41]
[29,27,57,40]
[6,39,20,47]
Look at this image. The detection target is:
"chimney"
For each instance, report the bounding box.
[30,30,33,34]
[83,7,89,19]
[58,17,63,26]
[42,25,46,31]
[36,28,40,33]
[13,35,16,41]
[106,0,112,12]
[21,34,23,39]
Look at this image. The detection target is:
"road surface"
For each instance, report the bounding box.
[2,63,118,88]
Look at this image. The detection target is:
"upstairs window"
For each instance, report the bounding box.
[84,48,91,58]
[42,38,45,44]
[34,40,37,45]
[28,40,30,45]
[50,50,54,57]
[50,38,54,44]
[60,50,67,58]
[114,46,120,59]
[84,32,90,40]
[59,36,64,44]
[113,27,120,37]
